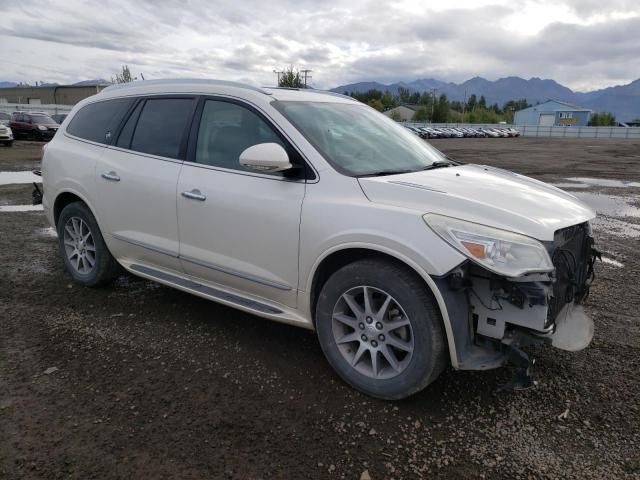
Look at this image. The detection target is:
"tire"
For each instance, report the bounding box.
[56,201,121,287]
[315,259,447,400]
[5,141,13,147]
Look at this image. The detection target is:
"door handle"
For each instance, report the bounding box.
[181,189,206,201]
[101,171,121,182]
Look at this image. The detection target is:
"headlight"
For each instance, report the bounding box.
[424,213,553,277]
[38,125,47,131]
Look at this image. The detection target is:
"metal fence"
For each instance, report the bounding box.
[515,124,640,139]
[0,103,73,116]
[407,122,640,139]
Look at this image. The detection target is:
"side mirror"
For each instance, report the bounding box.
[239,143,292,172]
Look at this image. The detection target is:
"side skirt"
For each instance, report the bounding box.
[127,263,313,329]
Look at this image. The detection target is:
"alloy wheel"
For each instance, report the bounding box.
[331,286,415,379]
[63,216,96,274]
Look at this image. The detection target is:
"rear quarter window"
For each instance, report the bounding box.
[66,98,134,144]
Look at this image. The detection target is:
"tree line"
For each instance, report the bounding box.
[344,87,530,123]
[344,88,619,126]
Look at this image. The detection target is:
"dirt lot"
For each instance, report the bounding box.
[1,138,639,479]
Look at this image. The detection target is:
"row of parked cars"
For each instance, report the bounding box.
[405,125,520,139]
[0,111,67,146]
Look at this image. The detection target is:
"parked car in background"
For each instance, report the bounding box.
[42,79,599,399]
[0,112,11,126]
[51,114,68,124]
[405,126,428,139]
[9,112,60,141]
[418,127,440,138]
[479,128,500,138]
[0,124,13,146]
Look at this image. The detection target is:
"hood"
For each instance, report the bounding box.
[358,164,595,241]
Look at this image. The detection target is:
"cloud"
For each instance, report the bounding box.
[0,0,638,91]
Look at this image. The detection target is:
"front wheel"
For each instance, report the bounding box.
[57,201,121,286]
[315,259,448,400]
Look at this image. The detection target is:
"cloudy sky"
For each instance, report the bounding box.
[0,0,638,92]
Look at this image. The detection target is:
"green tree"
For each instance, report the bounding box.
[278,66,305,88]
[412,106,430,122]
[389,110,402,121]
[381,90,396,110]
[467,94,477,110]
[478,95,487,109]
[397,86,411,103]
[111,65,136,84]
[589,112,616,126]
[367,99,384,112]
[432,94,449,122]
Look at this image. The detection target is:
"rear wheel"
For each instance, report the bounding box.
[315,259,447,400]
[57,202,120,286]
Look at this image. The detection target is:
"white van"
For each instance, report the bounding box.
[41,79,598,399]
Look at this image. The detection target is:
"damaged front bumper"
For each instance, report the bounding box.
[436,222,599,372]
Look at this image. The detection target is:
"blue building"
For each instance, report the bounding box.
[514,100,592,126]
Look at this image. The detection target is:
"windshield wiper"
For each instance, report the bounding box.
[421,160,456,170]
[356,169,414,178]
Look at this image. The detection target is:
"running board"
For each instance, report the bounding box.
[129,264,283,315]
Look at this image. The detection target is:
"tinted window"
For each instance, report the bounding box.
[30,115,56,125]
[195,100,284,172]
[67,98,133,143]
[116,101,143,149]
[130,98,194,159]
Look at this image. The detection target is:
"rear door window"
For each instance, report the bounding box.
[67,98,133,144]
[129,98,194,159]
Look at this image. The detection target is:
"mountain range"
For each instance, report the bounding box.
[331,76,640,121]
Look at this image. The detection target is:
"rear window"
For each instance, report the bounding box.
[67,98,133,144]
[128,98,194,159]
[29,115,57,125]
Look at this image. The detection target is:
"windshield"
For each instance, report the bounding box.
[31,115,57,125]
[272,101,447,176]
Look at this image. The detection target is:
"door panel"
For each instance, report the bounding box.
[94,96,196,273]
[176,98,306,308]
[177,166,304,307]
[95,150,183,272]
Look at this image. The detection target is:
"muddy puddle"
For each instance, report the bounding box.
[551,177,640,238]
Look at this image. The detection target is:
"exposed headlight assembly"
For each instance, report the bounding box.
[38,125,48,131]
[424,213,553,277]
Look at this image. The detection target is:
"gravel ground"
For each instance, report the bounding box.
[1,138,639,479]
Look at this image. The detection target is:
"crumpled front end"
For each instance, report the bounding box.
[436,222,599,372]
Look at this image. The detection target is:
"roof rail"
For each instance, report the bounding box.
[316,90,356,101]
[101,78,271,95]
[262,87,356,101]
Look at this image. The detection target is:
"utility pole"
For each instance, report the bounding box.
[462,89,467,121]
[273,69,284,86]
[431,88,437,121]
[301,69,313,88]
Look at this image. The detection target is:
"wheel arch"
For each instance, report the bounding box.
[53,189,102,229]
[308,244,459,368]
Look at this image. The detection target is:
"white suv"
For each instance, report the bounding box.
[42,79,598,399]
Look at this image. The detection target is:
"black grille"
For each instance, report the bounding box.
[548,223,594,322]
